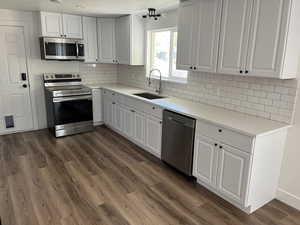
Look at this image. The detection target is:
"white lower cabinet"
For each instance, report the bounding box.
[102,88,162,158]
[92,88,102,125]
[193,135,218,188]
[133,111,146,147]
[145,116,162,157]
[193,133,251,207]
[217,144,250,205]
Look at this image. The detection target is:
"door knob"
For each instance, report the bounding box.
[22,84,27,88]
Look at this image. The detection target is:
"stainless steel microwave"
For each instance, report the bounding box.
[39,37,84,61]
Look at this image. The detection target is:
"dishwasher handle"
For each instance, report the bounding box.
[167,116,195,128]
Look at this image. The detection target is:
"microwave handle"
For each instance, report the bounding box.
[76,42,79,58]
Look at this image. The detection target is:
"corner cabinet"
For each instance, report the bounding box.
[40,12,83,39]
[97,18,117,64]
[83,17,98,63]
[177,0,222,72]
[193,119,288,213]
[115,15,145,65]
[177,0,300,79]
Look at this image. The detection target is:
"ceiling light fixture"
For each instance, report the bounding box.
[142,8,161,21]
[50,0,62,3]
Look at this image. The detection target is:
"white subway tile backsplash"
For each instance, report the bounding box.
[117,65,298,124]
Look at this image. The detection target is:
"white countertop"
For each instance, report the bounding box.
[88,83,291,137]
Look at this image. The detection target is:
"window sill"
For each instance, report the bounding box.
[149,76,188,84]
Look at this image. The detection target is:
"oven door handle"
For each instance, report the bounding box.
[76,42,79,58]
[53,95,92,103]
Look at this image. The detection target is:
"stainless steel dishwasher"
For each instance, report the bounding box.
[161,110,196,176]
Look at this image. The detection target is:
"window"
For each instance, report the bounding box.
[148,28,188,82]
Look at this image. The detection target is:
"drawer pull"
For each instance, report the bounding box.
[131,109,135,113]
[152,106,155,110]
[218,129,222,133]
[219,146,223,149]
[214,143,218,147]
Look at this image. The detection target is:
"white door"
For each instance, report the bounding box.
[115,16,130,65]
[83,17,98,63]
[245,0,289,78]
[113,103,123,132]
[98,18,116,64]
[217,144,251,206]
[146,116,162,156]
[40,12,63,37]
[92,89,102,125]
[62,14,83,39]
[193,135,218,188]
[217,0,253,75]
[176,1,194,71]
[133,111,146,146]
[103,96,113,126]
[0,26,33,134]
[121,106,134,138]
[192,0,222,72]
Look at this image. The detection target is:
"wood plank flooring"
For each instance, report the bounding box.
[0,126,299,225]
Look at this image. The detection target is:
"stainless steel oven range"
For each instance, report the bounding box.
[43,73,94,137]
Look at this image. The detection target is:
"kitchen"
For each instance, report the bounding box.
[0,0,300,224]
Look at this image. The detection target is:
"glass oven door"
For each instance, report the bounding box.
[52,95,93,125]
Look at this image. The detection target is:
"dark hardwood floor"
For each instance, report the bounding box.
[0,126,299,225]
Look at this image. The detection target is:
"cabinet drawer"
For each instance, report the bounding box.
[144,103,163,119]
[196,120,253,153]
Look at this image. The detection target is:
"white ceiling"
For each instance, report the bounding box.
[0,0,179,17]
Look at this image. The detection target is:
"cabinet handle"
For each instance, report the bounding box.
[190,66,193,69]
[159,121,162,124]
[152,106,155,110]
[194,67,196,70]
[131,109,135,113]
[112,102,116,105]
[245,70,249,74]
[218,129,222,133]
[214,143,218,147]
[240,70,243,74]
[219,146,223,149]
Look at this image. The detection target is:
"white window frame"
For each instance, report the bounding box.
[146,27,188,83]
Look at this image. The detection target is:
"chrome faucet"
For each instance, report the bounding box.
[148,69,162,94]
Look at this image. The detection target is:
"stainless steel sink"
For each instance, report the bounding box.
[133,92,165,100]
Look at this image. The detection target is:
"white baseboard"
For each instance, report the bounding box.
[276,188,300,211]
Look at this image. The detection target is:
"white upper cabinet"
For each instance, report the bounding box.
[245,0,290,78]
[177,0,222,72]
[176,1,194,71]
[97,18,117,64]
[40,12,83,39]
[115,15,144,65]
[40,12,63,37]
[62,14,83,39]
[178,0,300,79]
[83,17,98,63]
[217,0,252,75]
[192,0,222,72]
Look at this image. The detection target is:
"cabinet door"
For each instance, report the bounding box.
[121,106,134,138]
[217,144,250,205]
[193,135,218,187]
[40,12,63,37]
[103,97,113,126]
[133,111,146,146]
[176,1,194,70]
[98,18,116,64]
[217,0,252,75]
[92,89,102,124]
[62,14,83,39]
[245,0,289,78]
[115,16,131,65]
[83,17,98,63]
[192,0,222,72]
[113,103,123,132]
[146,116,162,156]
